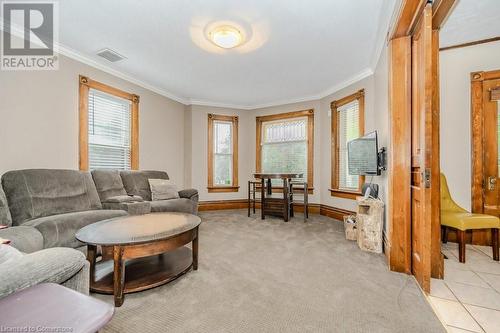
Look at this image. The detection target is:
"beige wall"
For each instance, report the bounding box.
[0,54,186,185]
[186,105,254,201]
[440,41,500,210]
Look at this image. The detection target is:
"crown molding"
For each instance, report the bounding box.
[2,19,377,111]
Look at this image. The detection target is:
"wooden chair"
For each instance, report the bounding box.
[248,180,262,217]
[290,180,309,222]
[440,173,500,263]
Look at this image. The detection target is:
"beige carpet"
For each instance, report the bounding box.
[96,210,445,333]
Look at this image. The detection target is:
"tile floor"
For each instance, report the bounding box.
[429,242,500,333]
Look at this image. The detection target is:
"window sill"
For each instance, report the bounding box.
[329,189,362,200]
[207,186,240,193]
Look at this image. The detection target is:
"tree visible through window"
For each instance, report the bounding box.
[207,114,239,192]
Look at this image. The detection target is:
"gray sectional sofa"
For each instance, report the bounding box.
[0,168,198,299]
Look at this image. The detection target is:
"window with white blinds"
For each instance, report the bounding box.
[337,99,360,191]
[213,120,233,185]
[261,117,308,183]
[88,89,132,170]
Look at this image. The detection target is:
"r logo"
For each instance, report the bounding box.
[2,2,54,56]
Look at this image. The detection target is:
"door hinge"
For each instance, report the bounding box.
[424,168,431,188]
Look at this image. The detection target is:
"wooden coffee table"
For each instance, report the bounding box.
[76,212,201,307]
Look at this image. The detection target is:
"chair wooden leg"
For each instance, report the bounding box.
[492,228,499,261]
[252,183,256,214]
[247,181,251,217]
[458,229,466,263]
[441,226,448,244]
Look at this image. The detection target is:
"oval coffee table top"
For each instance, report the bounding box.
[76,212,201,246]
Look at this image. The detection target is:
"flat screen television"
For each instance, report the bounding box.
[347,131,380,176]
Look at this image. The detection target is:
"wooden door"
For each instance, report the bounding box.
[471,70,500,245]
[410,4,433,293]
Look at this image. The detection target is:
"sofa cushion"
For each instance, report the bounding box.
[0,247,86,299]
[0,187,12,227]
[149,179,179,200]
[91,170,128,202]
[120,170,169,201]
[150,198,196,214]
[23,210,127,248]
[103,195,143,203]
[2,169,102,226]
[0,226,44,253]
[0,244,23,265]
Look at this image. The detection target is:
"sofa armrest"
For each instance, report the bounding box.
[0,247,87,299]
[0,226,44,253]
[178,189,199,201]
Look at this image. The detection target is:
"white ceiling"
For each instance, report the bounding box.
[56,0,394,109]
[440,0,500,48]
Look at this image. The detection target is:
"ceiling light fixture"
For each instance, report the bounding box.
[208,25,243,49]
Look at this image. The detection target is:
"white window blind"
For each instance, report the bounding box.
[337,100,360,190]
[88,88,132,170]
[213,120,233,185]
[261,117,307,184]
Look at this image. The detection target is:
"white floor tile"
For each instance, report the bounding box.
[428,297,483,332]
[466,259,500,275]
[447,326,483,333]
[473,245,494,259]
[431,278,457,301]
[444,268,491,288]
[446,282,500,311]
[464,304,500,333]
[477,272,500,293]
[445,258,472,271]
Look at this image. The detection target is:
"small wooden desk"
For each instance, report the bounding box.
[253,173,303,222]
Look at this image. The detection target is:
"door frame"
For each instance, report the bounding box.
[470,70,500,245]
[386,0,455,289]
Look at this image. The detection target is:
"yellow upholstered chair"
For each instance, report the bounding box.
[440,174,500,263]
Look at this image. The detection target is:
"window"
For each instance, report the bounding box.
[79,75,139,171]
[330,89,365,198]
[256,110,314,190]
[207,114,239,192]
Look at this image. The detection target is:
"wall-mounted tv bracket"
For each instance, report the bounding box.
[378,147,387,172]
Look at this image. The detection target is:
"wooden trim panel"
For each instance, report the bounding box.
[330,89,365,197]
[207,114,239,193]
[79,75,139,171]
[255,109,314,193]
[389,0,427,39]
[432,0,456,30]
[198,200,354,220]
[387,36,412,274]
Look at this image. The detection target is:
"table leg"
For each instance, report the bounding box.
[86,245,97,285]
[261,178,265,220]
[113,246,125,307]
[193,228,199,270]
[283,178,289,222]
[267,178,272,195]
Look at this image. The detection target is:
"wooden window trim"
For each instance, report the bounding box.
[330,89,365,198]
[79,75,139,171]
[207,114,239,193]
[255,109,314,194]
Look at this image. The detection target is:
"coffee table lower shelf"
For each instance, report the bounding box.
[91,246,193,296]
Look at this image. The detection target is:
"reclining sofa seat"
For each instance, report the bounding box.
[1,169,127,249]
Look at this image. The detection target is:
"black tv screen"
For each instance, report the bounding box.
[347,131,379,175]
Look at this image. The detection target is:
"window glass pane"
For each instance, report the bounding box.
[88,89,131,170]
[214,154,232,185]
[261,117,308,185]
[214,121,232,154]
[338,100,360,190]
[213,120,233,186]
